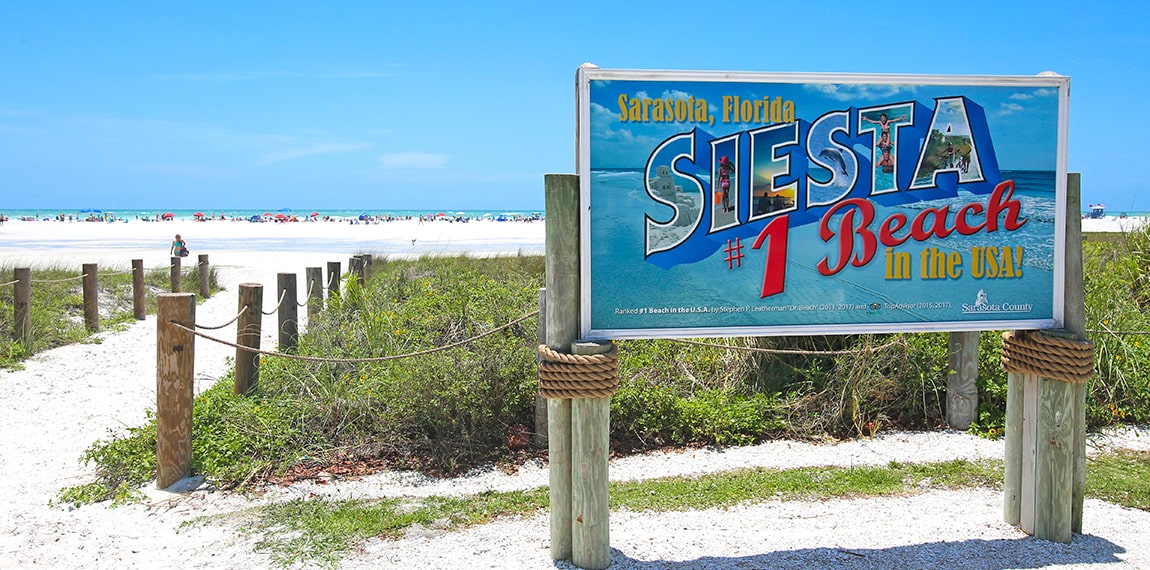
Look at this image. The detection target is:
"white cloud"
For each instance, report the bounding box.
[806,83,915,102]
[378,152,449,169]
[258,143,372,164]
[996,102,1025,116]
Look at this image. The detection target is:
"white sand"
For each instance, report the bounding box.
[0,216,545,272]
[1081,215,1148,234]
[1,218,1148,569]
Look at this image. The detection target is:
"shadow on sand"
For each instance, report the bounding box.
[558,535,1126,569]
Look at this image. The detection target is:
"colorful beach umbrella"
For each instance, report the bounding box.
[161,212,174,220]
[309,212,320,217]
[193,212,205,217]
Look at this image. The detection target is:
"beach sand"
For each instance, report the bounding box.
[1,216,1149,569]
[0,216,546,272]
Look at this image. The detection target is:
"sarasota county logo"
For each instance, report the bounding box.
[961,289,1033,314]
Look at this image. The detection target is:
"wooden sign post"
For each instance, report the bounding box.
[1003,172,1089,542]
[545,174,613,570]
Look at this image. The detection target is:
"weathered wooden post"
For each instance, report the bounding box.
[131,259,145,320]
[535,287,549,446]
[170,256,182,293]
[82,263,99,331]
[947,331,979,429]
[277,273,298,351]
[349,256,365,285]
[1004,353,1024,526]
[545,175,577,563]
[156,292,195,489]
[234,283,263,394]
[543,173,612,569]
[538,173,621,570]
[306,266,323,322]
[357,253,374,281]
[13,268,31,343]
[326,261,341,299]
[1066,172,1088,534]
[571,340,613,570]
[1003,172,1088,543]
[197,254,210,299]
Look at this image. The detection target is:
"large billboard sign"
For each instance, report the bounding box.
[577,68,1070,339]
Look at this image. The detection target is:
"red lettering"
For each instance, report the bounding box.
[817,179,1026,277]
[752,215,789,297]
[818,199,877,276]
[955,202,985,235]
[878,213,909,246]
[985,180,1027,232]
[910,206,954,241]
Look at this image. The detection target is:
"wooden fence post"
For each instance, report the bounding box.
[13,268,31,343]
[82,263,99,331]
[357,253,374,281]
[545,173,579,563]
[170,256,181,293]
[946,331,979,430]
[277,273,298,351]
[326,261,341,299]
[234,283,263,394]
[306,267,323,322]
[156,292,195,489]
[132,259,145,320]
[198,254,210,299]
[349,256,365,285]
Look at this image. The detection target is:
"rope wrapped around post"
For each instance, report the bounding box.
[537,343,619,399]
[1001,330,1095,384]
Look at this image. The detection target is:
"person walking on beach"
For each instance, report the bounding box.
[170,234,188,257]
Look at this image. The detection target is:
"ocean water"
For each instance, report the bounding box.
[588,169,1061,334]
[0,208,541,222]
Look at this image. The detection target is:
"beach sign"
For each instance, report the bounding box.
[577,68,1070,339]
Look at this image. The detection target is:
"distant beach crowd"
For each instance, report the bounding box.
[1,211,544,224]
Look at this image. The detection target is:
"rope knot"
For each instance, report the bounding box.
[1001,330,1095,384]
[537,343,619,399]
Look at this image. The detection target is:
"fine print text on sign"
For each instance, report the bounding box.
[577,69,1069,339]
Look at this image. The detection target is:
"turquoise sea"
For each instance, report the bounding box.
[0,208,542,222]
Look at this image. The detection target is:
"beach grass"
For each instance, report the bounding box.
[204,453,1147,567]
[57,225,1150,504]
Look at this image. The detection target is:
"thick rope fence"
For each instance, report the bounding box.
[260,289,289,316]
[177,309,539,364]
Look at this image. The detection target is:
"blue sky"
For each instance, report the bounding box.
[1,1,1146,211]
